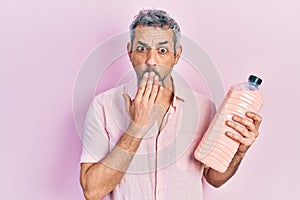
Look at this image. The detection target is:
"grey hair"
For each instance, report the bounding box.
[129,9,181,54]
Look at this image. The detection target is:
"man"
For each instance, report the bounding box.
[80,9,262,200]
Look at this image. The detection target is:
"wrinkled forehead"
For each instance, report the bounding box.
[133,26,174,46]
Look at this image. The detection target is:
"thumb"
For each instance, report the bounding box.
[122,93,131,112]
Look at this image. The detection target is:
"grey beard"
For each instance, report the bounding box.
[136,68,169,87]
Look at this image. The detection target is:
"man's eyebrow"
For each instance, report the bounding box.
[137,41,148,46]
[137,40,169,46]
[158,41,169,45]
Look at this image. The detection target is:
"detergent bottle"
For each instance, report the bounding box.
[194,75,263,172]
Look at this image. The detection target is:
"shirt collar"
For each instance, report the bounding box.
[172,74,189,101]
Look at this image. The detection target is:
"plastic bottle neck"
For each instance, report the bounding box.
[248,81,260,90]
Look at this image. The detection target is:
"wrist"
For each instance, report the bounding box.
[126,122,150,138]
[235,150,246,159]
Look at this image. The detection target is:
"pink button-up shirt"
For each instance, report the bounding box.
[81,77,215,200]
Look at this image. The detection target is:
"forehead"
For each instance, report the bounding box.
[133,25,174,44]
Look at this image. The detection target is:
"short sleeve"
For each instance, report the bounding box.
[210,100,217,121]
[80,96,110,163]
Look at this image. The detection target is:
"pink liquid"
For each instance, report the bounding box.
[194,88,263,173]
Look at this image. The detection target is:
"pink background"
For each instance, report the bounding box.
[1,0,299,199]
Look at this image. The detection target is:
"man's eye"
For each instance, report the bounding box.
[137,46,147,52]
[158,47,168,54]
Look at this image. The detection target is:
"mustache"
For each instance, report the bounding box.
[136,67,167,86]
[137,68,162,80]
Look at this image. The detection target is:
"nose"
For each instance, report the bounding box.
[145,49,157,67]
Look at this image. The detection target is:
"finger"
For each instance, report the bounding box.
[154,85,164,103]
[149,75,159,103]
[122,93,131,113]
[226,120,250,138]
[246,112,262,128]
[135,72,149,101]
[232,115,256,132]
[142,71,155,101]
[225,131,244,143]
[226,131,254,149]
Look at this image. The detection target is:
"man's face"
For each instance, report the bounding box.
[127,25,182,86]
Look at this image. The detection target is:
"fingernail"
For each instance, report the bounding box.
[246,112,254,117]
[154,76,159,81]
[227,120,233,125]
[150,71,155,76]
[144,72,149,77]
[233,116,239,120]
[226,131,233,137]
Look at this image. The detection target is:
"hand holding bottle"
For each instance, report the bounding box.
[226,111,262,157]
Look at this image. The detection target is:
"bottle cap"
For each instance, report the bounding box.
[248,75,262,85]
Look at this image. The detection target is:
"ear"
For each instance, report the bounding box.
[127,42,132,61]
[174,45,182,65]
